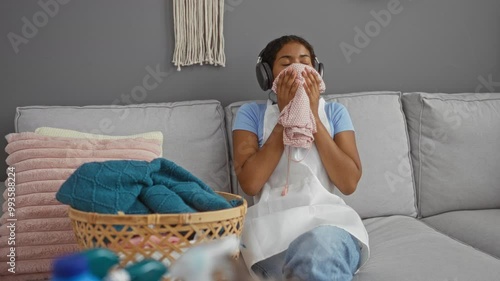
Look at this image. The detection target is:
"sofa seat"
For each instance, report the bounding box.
[354,215,500,281]
[422,209,500,259]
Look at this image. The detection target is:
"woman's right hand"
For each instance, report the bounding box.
[276,69,300,112]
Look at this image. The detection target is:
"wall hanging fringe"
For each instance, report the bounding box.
[173,0,225,71]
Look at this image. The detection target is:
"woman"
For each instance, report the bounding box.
[232,35,370,281]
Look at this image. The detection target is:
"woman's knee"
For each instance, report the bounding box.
[283,225,361,281]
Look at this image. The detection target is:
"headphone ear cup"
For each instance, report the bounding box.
[316,62,324,78]
[256,62,273,91]
[263,62,273,90]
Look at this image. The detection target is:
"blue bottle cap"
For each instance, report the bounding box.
[53,254,89,278]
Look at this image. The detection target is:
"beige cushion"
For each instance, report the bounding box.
[35,127,164,156]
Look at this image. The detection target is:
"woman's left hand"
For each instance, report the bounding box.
[303,68,322,120]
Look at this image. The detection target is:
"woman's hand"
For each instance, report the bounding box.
[276,69,300,112]
[303,68,322,120]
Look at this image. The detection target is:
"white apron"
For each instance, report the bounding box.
[240,98,370,276]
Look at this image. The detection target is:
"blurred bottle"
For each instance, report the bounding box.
[52,254,99,281]
[105,260,167,281]
[167,235,240,281]
[82,248,120,279]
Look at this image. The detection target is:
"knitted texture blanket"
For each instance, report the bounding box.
[272,63,326,148]
[56,158,238,214]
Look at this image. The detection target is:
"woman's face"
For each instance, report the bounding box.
[272,42,313,79]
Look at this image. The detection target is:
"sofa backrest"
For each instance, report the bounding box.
[402,92,500,217]
[225,91,418,219]
[15,100,231,193]
[16,92,498,219]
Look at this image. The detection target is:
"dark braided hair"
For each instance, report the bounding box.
[260,35,317,68]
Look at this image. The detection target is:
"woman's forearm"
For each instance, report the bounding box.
[313,122,362,195]
[234,124,285,196]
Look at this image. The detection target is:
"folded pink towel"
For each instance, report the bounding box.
[10,158,130,173]
[272,63,326,149]
[0,258,53,276]
[0,230,76,246]
[7,148,160,166]
[5,132,161,154]
[13,169,75,185]
[5,132,161,166]
[2,192,59,212]
[3,180,65,197]
[0,218,72,235]
[0,272,51,281]
[0,244,79,262]
[0,205,68,224]
[0,132,164,278]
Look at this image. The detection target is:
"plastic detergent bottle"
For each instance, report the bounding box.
[82,248,120,279]
[105,260,167,281]
[52,253,99,281]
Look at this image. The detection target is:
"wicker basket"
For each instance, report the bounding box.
[68,192,247,267]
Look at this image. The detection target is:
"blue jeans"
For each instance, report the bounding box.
[251,226,361,281]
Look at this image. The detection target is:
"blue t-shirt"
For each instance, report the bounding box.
[233,102,355,147]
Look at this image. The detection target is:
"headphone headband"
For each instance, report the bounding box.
[256,48,265,64]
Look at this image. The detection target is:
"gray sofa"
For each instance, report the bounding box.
[3,91,500,280]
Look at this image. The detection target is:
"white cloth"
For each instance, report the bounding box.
[240,98,370,277]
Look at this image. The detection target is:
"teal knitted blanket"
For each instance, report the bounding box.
[56,158,240,214]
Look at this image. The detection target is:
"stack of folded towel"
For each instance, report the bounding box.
[56,158,241,214]
[0,132,162,280]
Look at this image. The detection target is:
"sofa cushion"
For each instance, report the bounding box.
[225,92,417,219]
[354,216,500,281]
[325,92,416,218]
[402,92,500,217]
[423,209,500,259]
[15,100,231,193]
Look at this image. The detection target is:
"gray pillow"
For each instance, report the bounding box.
[402,92,500,217]
[325,92,417,219]
[15,100,231,193]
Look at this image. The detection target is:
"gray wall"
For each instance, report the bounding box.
[1,0,499,176]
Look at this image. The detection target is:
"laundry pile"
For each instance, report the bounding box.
[56,158,240,214]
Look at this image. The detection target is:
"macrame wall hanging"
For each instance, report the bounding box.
[172,0,225,71]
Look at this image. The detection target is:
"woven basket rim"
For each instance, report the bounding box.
[68,191,247,225]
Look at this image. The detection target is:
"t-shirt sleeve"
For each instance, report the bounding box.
[232,103,260,135]
[327,102,355,135]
